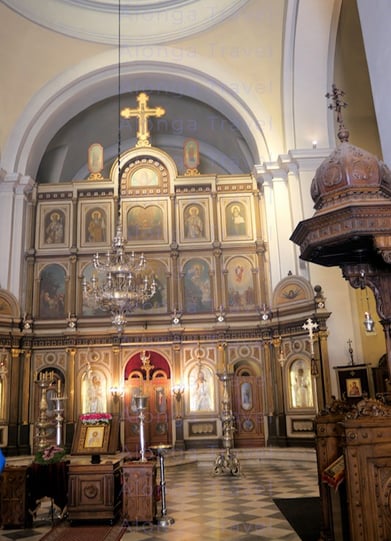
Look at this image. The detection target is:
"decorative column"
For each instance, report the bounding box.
[171,342,185,450]
[272,333,288,444]
[110,346,121,415]
[65,348,76,423]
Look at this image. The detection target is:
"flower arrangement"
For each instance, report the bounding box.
[34,445,66,465]
[79,412,112,425]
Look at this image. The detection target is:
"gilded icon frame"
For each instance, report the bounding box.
[219,195,253,241]
[123,199,169,245]
[71,414,120,455]
[177,197,212,244]
[37,202,72,251]
[78,200,113,249]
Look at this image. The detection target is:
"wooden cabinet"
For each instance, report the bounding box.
[67,459,121,523]
[315,412,349,541]
[341,415,391,541]
[122,461,157,523]
[0,465,31,529]
[316,400,391,541]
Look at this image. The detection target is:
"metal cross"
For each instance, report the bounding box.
[303,318,318,356]
[326,84,348,139]
[347,338,355,365]
[121,92,165,148]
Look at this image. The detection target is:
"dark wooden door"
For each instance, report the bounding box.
[124,369,172,455]
[232,367,265,448]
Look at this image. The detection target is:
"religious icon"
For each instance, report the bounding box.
[290,359,313,408]
[184,204,204,239]
[183,138,200,170]
[130,166,159,187]
[39,264,66,319]
[189,365,214,412]
[155,386,167,413]
[45,210,65,244]
[86,208,107,243]
[85,426,104,448]
[240,382,253,411]
[127,205,163,241]
[87,143,104,175]
[81,263,107,317]
[82,363,107,413]
[226,202,246,236]
[183,258,212,313]
[346,378,362,397]
[227,257,255,311]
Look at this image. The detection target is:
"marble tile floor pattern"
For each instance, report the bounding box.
[0,450,320,541]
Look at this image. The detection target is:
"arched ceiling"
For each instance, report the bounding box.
[37,91,253,183]
[1,0,378,184]
[2,0,262,182]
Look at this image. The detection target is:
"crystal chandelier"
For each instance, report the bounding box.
[82,225,157,331]
[82,0,157,332]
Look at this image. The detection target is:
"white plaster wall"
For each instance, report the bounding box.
[357,0,391,166]
[289,0,341,150]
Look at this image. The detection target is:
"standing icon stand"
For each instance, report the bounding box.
[150,444,174,526]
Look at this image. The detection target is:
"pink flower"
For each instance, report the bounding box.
[79,412,112,425]
[35,445,66,464]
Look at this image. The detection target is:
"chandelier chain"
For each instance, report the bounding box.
[81,0,157,332]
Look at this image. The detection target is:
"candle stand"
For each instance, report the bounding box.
[150,444,174,527]
[213,370,240,476]
[134,395,149,462]
[35,374,55,451]
[53,394,67,447]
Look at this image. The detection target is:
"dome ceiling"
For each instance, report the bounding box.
[2,0,249,45]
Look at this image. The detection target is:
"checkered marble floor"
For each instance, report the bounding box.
[0,451,319,541]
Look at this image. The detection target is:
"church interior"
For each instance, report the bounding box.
[1,0,391,539]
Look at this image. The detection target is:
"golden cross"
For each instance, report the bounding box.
[140,350,154,380]
[121,92,165,148]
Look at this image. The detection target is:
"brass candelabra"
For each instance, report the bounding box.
[35,372,55,451]
[213,370,240,476]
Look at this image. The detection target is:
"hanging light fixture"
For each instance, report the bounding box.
[82,1,157,332]
[259,303,272,322]
[359,270,375,333]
